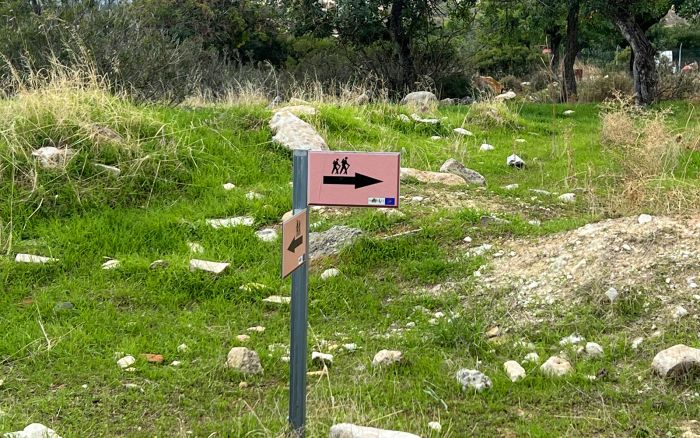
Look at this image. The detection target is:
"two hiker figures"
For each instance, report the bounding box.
[331,157,350,175]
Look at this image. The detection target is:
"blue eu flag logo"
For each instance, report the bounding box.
[385,198,396,206]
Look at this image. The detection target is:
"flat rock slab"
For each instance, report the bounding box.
[652,344,700,378]
[189,259,230,274]
[269,110,328,151]
[440,159,486,185]
[310,226,362,258]
[400,167,465,186]
[329,423,419,438]
[15,254,58,264]
[207,217,254,229]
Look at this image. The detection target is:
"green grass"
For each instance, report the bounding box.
[1,91,700,437]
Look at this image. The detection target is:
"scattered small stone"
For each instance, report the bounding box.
[411,196,425,203]
[141,353,164,364]
[486,326,501,338]
[307,369,328,377]
[471,243,493,256]
[255,228,278,242]
[453,128,474,137]
[428,421,442,432]
[401,91,437,107]
[372,350,403,367]
[262,295,291,304]
[406,321,416,328]
[15,254,58,264]
[560,334,585,346]
[321,268,340,280]
[343,343,357,352]
[455,368,492,391]
[101,259,120,270]
[247,326,266,333]
[281,356,290,363]
[430,136,442,140]
[149,259,169,269]
[638,214,653,225]
[528,219,542,226]
[225,347,264,375]
[206,217,254,229]
[123,383,142,391]
[480,143,495,151]
[187,242,204,253]
[558,193,576,203]
[585,342,604,358]
[463,236,472,243]
[189,259,229,274]
[411,113,439,124]
[117,355,135,369]
[495,91,517,101]
[311,351,334,367]
[480,216,510,227]
[523,352,540,364]
[503,184,519,191]
[515,138,526,144]
[170,361,182,367]
[631,337,644,350]
[504,360,526,382]
[4,424,62,438]
[675,306,689,319]
[245,191,264,200]
[329,424,419,438]
[223,183,236,191]
[507,154,525,168]
[540,356,573,377]
[605,287,619,303]
[236,335,250,342]
[238,381,248,389]
[563,110,575,116]
[622,243,632,251]
[652,344,700,378]
[398,114,411,123]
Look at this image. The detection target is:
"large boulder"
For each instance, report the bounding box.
[269,110,328,151]
[310,226,362,258]
[400,91,437,108]
[329,424,419,438]
[652,344,700,378]
[225,347,264,375]
[439,159,486,185]
[400,167,465,186]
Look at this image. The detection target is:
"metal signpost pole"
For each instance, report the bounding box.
[289,150,309,437]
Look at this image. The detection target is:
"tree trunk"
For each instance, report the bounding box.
[615,14,657,105]
[547,27,562,81]
[561,0,579,103]
[389,0,416,91]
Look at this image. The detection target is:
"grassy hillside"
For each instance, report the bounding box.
[1,80,700,437]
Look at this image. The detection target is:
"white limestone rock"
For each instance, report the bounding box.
[225,347,263,375]
[504,360,526,382]
[321,268,340,280]
[453,128,474,137]
[15,254,58,264]
[652,344,700,378]
[4,423,62,438]
[269,110,328,151]
[329,424,420,438]
[372,350,403,367]
[455,368,492,391]
[540,356,573,377]
[32,147,76,170]
[207,217,254,229]
[189,259,229,274]
[117,355,135,369]
[255,228,278,242]
[585,342,604,358]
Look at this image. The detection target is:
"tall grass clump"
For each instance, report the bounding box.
[600,93,700,214]
[0,60,191,252]
[463,99,522,130]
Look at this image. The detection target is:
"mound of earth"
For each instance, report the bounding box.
[476,215,700,325]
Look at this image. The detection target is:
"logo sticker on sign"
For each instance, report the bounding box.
[308,151,400,208]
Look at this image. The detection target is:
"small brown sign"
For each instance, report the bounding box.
[282,209,307,278]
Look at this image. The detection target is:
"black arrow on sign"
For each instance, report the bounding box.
[287,235,304,253]
[323,173,383,189]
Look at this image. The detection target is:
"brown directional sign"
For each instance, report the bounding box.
[282,209,307,279]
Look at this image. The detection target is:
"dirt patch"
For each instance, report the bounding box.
[475,215,700,325]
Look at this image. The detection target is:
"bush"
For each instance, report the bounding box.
[499,75,522,92]
[577,72,633,103]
